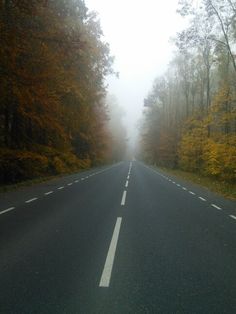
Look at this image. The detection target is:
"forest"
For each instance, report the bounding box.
[140,0,236,183]
[0,0,126,184]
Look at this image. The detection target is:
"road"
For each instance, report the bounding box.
[0,161,236,313]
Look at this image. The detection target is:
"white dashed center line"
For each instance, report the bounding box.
[121,190,127,206]
[211,204,222,210]
[0,207,15,215]
[125,180,129,188]
[58,186,64,190]
[45,191,53,195]
[25,197,38,203]
[67,183,73,186]
[189,191,195,195]
[182,187,187,190]
[199,197,206,202]
[229,215,236,220]
[99,217,122,288]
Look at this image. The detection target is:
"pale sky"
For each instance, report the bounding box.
[85,0,187,145]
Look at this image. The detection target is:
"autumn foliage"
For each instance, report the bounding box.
[0,0,119,184]
[140,0,236,183]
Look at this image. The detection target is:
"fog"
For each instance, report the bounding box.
[85,0,187,150]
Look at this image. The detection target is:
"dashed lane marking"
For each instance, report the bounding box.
[0,163,123,216]
[199,197,206,202]
[229,215,236,220]
[121,191,127,206]
[211,204,222,210]
[99,217,122,288]
[0,207,15,215]
[45,191,53,195]
[25,197,38,203]
[143,164,230,215]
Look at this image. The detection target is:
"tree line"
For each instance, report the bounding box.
[140,0,236,182]
[0,0,126,184]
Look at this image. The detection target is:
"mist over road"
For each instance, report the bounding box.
[0,161,236,313]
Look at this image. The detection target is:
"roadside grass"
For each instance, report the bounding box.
[0,170,85,193]
[0,162,112,193]
[0,175,59,193]
[156,167,236,200]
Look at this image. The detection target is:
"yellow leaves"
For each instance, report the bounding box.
[0,146,92,183]
[212,84,233,112]
[177,95,236,181]
[179,115,209,172]
[203,136,236,181]
[210,85,235,120]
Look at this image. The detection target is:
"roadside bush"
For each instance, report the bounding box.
[0,149,49,184]
[51,156,68,174]
[202,137,236,182]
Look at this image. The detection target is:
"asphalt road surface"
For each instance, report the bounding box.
[0,161,236,314]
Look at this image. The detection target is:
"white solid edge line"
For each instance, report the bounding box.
[25,197,38,203]
[199,196,206,201]
[121,190,127,206]
[229,215,236,220]
[211,204,222,210]
[99,217,122,288]
[0,207,15,215]
[45,191,53,195]
[125,181,129,188]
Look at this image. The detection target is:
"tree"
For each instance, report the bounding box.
[139,0,236,182]
[0,0,115,183]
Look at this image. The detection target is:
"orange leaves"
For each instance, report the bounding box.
[0,1,115,183]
